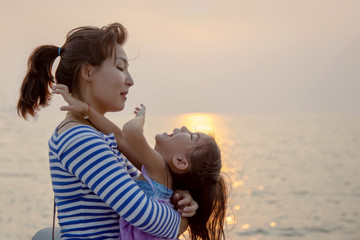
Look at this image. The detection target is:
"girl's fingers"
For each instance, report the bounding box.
[53,90,70,102]
[52,85,70,97]
[60,106,70,111]
[52,84,69,93]
[52,88,73,103]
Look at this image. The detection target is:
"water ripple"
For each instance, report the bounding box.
[0,172,35,178]
[236,228,269,236]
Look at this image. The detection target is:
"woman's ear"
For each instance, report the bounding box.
[172,154,189,171]
[80,63,94,82]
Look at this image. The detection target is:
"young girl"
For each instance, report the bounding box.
[53,84,228,240]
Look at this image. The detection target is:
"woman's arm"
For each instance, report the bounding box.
[55,127,181,238]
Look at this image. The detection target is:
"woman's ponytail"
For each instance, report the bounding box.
[17,45,59,119]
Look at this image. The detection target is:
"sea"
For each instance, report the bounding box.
[0,110,359,240]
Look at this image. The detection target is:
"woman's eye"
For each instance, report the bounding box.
[117,66,124,71]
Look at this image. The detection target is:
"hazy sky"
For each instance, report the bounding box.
[1,0,359,115]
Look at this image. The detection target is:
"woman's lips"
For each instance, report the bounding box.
[120,92,128,100]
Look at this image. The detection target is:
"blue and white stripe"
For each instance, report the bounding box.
[49,125,180,239]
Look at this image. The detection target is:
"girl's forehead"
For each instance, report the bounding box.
[198,132,211,140]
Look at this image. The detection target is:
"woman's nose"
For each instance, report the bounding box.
[126,73,134,86]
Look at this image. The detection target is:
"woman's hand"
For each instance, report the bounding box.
[171,190,198,217]
[52,84,88,114]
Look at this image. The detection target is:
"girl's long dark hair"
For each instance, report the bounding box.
[171,136,228,240]
[17,23,127,119]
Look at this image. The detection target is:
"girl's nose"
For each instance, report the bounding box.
[181,126,190,133]
[173,128,181,134]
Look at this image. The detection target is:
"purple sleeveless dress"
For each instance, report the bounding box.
[119,166,178,240]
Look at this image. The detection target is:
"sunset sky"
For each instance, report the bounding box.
[1,0,359,115]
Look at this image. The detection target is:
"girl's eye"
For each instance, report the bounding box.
[190,133,199,140]
[117,66,124,71]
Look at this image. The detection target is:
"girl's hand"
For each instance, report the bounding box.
[52,84,88,114]
[134,104,146,117]
[171,190,198,217]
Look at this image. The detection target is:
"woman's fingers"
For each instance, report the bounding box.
[177,201,198,217]
[171,190,198,217]
[171,192,181,202]
[177,192,192,206]
[182,201,198,217]
[179,210,195,217]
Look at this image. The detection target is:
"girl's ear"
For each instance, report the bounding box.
[80,63,94,82]
[172,154,189,171]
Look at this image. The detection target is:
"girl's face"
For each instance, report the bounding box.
[86,44,134,114]
[154,126,210,166]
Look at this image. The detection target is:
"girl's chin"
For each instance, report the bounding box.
[154,133,165,142]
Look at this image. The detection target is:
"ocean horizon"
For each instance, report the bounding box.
[1,111,359,240]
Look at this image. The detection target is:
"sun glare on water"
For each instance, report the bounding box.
[177,113,220,133]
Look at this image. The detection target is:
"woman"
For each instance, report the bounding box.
[18,23,197,239]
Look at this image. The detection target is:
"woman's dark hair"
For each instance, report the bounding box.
[171,136,228,240]
[17,22,127,119]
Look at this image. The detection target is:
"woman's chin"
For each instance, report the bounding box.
[108,105,125,112]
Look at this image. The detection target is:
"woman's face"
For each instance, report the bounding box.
[87,44,134,114]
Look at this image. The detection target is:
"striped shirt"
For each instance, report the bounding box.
[49,125,180,239]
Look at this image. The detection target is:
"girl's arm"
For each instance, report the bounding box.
[52,84,142,169]
[122,105,168,184]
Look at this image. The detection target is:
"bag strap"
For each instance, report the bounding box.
[52,197,56,240]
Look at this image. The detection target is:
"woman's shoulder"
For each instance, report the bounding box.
[54,124,101,138]
[49,124,105,152]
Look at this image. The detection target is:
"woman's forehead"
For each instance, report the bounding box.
[113,45,128,64]
[115,45,127,58]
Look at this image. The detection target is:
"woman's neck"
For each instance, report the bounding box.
[66,112,96,128]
